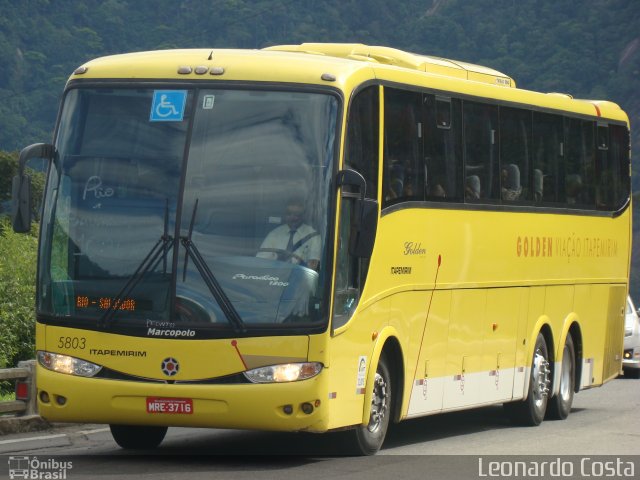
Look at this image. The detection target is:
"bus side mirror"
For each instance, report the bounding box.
[11,175,32,233]
[349,198,378,258]
[11,143,55,233]
[336,169,378,258]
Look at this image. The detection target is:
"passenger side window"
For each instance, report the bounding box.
[345,86,379,199]
[532,112,563,205]
[334,86,380,329]
[596,124,630,211]
[424,96,463,201]
[383,88,424,207]
[499,107,530,203]
[463,101,499,202]
[565,118,595,208]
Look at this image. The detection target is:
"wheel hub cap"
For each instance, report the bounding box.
[368,372,388,433]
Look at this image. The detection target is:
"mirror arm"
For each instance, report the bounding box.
[17,143,55,177]
[336,169,367,201]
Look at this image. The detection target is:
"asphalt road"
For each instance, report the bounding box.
[1,375,638,479]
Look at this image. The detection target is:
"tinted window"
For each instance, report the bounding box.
[597,124,630,211]
[463,101,499,202]
[383,88,424,206]
[532,112,563,205]
[499,107,531,203]
[345,86,379,199]
[425,96,463,201]
[565,118,595,208]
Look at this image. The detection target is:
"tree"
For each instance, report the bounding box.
[0,150,17,202]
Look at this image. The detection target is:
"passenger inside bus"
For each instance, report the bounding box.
[256,196,321,270]
[429,183,447,199]
[533,169,544,203]
[566,174,583,205]
[465,175,481,200]
[386,160,405,201]
[501,163,522,201]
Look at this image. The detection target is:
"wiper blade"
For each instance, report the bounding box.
[98,199,173,329]
[98,234,173,328]
[181,199,246,334]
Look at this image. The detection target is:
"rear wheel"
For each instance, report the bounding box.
[504,333,551,426]
[547,334,575,420]
[109,424,168,449]
[347,353,392,455]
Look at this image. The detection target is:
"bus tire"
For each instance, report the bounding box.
[349,353,392,455]
[109,424,168,449]
[547,334,575,420]
[504,332,551,426]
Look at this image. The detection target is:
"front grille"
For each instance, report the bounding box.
[95,367,250,384]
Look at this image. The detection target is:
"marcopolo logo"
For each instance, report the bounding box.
[8,456,72,479]
[161,357,180,377]
[146,319,195,338]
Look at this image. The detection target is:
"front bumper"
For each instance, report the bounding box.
[36,365,330,432]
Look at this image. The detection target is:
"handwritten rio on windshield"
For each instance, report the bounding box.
[83,175,114,200]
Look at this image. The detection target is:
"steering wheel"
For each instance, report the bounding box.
[174,296,213,323]
[256,248,306,267]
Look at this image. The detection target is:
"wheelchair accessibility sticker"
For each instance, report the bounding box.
[150,90,187,121]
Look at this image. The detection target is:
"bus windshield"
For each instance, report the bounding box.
[38,86,338,335]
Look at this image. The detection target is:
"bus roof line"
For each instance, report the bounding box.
[265,43,516,88]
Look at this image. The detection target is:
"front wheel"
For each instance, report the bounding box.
[347,353,392,455]
[504,332,551,426]
[547,334,575,420]
[109,424,168,449]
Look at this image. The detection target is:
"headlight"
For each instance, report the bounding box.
[243,362,323,383]
[38,351,102,377]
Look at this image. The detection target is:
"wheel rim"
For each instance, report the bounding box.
[367,371,389,433]
[532,347,551,408]
[559,344,573,402]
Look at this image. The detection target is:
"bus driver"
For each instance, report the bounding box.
[257,196,321,270]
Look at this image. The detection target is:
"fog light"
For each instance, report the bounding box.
[55,395,67,406]
[301,402,314,415]
[39,391,50,403]
[283,404,293,415]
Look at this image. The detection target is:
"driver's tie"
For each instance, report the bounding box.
[286,229,296,252]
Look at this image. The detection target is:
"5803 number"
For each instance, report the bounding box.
[57,336,86,349]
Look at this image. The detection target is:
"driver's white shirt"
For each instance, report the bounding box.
[257,223,321,265]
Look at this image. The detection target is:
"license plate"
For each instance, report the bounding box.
[146,397,193,414]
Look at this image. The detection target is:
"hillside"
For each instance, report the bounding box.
[0,0,638,158]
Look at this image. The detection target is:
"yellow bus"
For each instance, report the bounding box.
[12,43,631,455]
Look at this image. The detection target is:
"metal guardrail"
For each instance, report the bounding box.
[0,360,37,416]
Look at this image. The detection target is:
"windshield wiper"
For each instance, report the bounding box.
[98,199,173,329]
[181,199,246,334]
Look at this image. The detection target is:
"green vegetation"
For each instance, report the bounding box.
[0,390,16,402]
[0,217,38,370]
[0,151,43,377]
